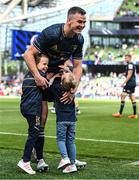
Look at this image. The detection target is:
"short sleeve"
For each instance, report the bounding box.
[128,63,133,70]
[72,35,84,60]
[33,28,53,53]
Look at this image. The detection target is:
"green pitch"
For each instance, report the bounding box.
[1,97,139,179]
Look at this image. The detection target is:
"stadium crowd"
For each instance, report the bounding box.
[117,0,139,17]
[0,73,129,99]
[76,73,125,99]
[85,44,139,65]
[0,79,22,96]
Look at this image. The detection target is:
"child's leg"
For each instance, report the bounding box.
[23,114,40,162]
[41,101,48,128]
[57,122,68,158]
[57,122,71,169]
[35,127,45,160]
[62,122,77,173]
[66,122,76,164]
[35,101,48,160]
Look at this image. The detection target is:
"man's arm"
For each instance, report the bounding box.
[73,59,82,87]
[122,70,133,86]
[60,59,82,104]
[24,45,48,88]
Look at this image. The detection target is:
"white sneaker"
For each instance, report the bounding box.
[37,159,49,172]
[75,159,87,169]
[63,164,77,173]
[17,159,36,175]
[57,157,70,169]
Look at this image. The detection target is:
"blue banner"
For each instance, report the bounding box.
[12,29,40,60]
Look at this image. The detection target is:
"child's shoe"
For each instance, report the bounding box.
[37,159,49,172]
[17,159,36,174]
[63,164,77,173]
[57,157,70,169]
[75,159,87,169]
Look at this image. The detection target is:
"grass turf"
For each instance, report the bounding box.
[1,97,139,179]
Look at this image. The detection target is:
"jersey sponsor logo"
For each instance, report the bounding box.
[128,64,133,70]
[72,45,78,51]
[50,45,58,51]
[127,89,131,93]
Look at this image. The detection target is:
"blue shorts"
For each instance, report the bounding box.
[123,85,135,94]
[42,87,54,102]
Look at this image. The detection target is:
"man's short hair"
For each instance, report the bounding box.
[68,6,86,16]
[125,54,132,59]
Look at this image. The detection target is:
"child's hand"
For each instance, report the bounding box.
[46,73,54,80]
[70,87,77,94]
[121,82,126,87]
[59,65,70,72]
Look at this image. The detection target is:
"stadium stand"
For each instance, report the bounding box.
[87,0,139,63]
[2,0,139,99]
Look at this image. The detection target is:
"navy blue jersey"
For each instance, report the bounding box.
[20,71,46,116]
[125,62,136,87]
[33,23,84,73]
[50,78,76,122]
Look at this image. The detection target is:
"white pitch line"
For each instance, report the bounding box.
[0,110,19,112]
[0,132,55,138]
[0,131,139,145]
[129,161,139,165]
[0,107,88,112]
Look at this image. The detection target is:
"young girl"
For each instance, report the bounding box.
[17,53,49,174]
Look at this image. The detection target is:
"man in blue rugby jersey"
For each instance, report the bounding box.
[112,54,138,118]
[23,6,87,173]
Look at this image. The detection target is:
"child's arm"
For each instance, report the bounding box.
[48,73,61,86]
[59,65,71,73]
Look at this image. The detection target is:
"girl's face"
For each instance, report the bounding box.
[61,71,71,82]
[37,56,49,73]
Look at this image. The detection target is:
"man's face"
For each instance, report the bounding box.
[68,13,86,34]
[125,55,131,63]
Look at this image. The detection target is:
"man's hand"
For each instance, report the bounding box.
[60,91,75,104]
[121,82,126,87]
[35,75,48,89]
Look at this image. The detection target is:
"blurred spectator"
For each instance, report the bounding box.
[134,2,139,7]
[0,79,22,96]
[1,72,139,99]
